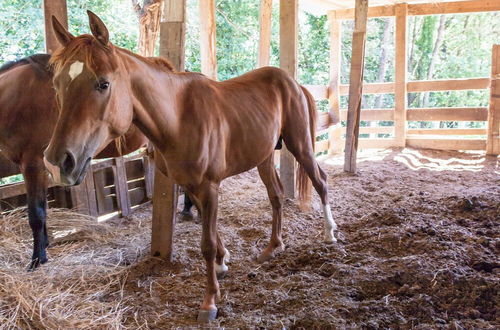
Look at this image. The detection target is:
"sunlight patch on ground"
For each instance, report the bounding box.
[394,149,485,172]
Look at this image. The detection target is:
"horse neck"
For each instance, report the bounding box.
[119,51,185,152]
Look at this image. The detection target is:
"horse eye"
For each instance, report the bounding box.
[96,80,110,91]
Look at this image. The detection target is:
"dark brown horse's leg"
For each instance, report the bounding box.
[180,193,195,218]
[193,181,220,323]
[21,159,49,270]
[256,155,285,263]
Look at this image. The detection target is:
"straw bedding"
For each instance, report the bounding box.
[0,148,498,329]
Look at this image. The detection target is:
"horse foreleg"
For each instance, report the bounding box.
[21,159,49,270]
[180,193,195,219]
[194,181,221,323]
[256,156,285,263]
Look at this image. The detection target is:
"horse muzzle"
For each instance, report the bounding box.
[43,150,91,186]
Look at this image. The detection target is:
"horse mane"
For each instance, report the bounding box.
[50,34,175,76]
[0,54,51,78]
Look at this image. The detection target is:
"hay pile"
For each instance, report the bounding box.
[0,148,498,329]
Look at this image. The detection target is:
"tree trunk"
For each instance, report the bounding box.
[132,0,163,56]
[374,18,392,109]
[422,15,446,107]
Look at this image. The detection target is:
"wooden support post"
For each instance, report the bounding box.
[43,0,68,54]
[114,157,131,217]
[487,44,500,155]
[328,11,343,155]
[199,0,217,80]
[280,0,298,198]
[258,0,273,67]
[395,3,408,148]
[344,0,369,173]
[150,0,186,261]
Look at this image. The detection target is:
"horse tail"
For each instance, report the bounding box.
[297,85,316,211]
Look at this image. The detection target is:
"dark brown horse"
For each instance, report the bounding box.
[0,54,151,269]
[44,12,338,322]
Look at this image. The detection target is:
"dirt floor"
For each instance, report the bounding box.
[0,148,498,329]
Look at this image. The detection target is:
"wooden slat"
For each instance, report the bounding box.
[407,107,488,121]
[408,0,500,16]
[125,159,145,181]
[407,128,487,135]
[359,138,396,149]
[279,0,298,198]
[304,84,329,100]
[315,139,329,152]
[143,154,154,199]
[487,44,500,155]
[114,157,131,217]
[344,0,369,173]
[258,0,273,67]
[341,126,394,134]
[394,3,407,148]
[91,158,115,172]
[407,138,486,151]
[332,5,395,20]
[331,0,500,20]
[407,78,490,92]
[129,187,148,207]
[340,109,394,121]
[317,112,331,130]
[339,82,394,95]
[199,0,217,80]
[328,13,342,154]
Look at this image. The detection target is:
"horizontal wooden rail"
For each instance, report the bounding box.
[339,82,394,95]
[315,139,329,152]
[340,109,394,121]
[359,139,396,149]
[304,84,329,99]
[407,128,487,135]
[407,107,488,121]
[331,0,500,19]
[407,138,486,150]
[341,126,394,134]
[407,78,490,92]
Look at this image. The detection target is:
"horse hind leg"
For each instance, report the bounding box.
[256,155,285,263]
[283,134,338,243]
[215,232,229,279]
[21,158,50,270]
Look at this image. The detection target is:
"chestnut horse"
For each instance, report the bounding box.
[0,54,151,269]
[44,12,338,322]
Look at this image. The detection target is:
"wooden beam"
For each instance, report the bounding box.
[70,174,97,217]
[359,138,396,149]
[394,3,407,148]
[199,0,217,80]
[280,0,298,198]
[151,0,187,261]
[407,138,486,151]
[406,107,488,121]
[340,109,394,121]
[332,5,394,20]
[328,13,343,154]
[407,78,490,93]
[43,0,68,54]
[304,84,329,99]
[332,0,500,20]
[339,82,394,95]
[344,0,369,173]
[258,0,273,67]
[407,128,487,136]
[341,126,394,134]
[408,0,500,16]
[487,44,500,155]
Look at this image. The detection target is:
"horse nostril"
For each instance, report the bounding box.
[61,151,76,175]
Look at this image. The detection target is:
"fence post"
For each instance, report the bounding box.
[70,173,98,217]
[394,3,408,148]
[114,156,131,217]
[487,44,500,155]
[328,11,342,155]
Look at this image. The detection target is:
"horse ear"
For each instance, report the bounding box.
[51,16,74,46]
[87,10,109,46]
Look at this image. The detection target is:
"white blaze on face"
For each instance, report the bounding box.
[43,156,62,185]
[323,204,338,243]
[68,61,84,81]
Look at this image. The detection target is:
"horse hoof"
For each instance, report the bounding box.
[179,210,194,221]
[257,252,273,264]
[197,308,218,323]
[216,270,228,280]
[324,231,338,244]
[27,257,47,271]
